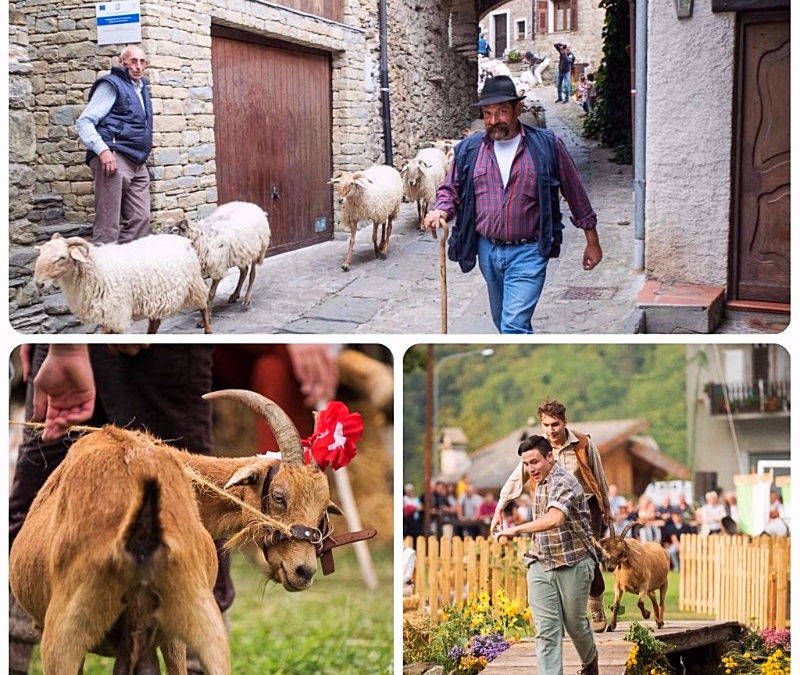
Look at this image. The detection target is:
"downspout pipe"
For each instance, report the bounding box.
[633,0,647,271]
[378,0,393,166]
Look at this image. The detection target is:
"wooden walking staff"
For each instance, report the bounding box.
[431,215,450,333]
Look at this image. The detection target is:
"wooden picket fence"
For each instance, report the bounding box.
[403,535,529,620]
[679,534,790,629]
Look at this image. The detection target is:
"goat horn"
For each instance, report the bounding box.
[619,521,635,539]
[203,389,304,464]
[64,236,88,246]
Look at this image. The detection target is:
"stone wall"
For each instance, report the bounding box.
[9,0,477,330]
[358,0,478,164]
[645,1,735,286]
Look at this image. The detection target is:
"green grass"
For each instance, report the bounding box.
[601,571,713,622]
[29,544,393,674]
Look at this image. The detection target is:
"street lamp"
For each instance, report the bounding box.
[433,347,494,476]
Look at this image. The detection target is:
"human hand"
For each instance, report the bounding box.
[99,149,117,175]
[287,344,339,407]
[489,511,502,534]
[32,345,96,441]
[423,210,448,231]
[582,242,603,270]
[496,525,517,539]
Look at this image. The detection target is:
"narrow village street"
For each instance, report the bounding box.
[153,97,641,335]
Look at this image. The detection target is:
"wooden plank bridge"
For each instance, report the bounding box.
[483,621,744,673]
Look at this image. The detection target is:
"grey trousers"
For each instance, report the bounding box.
[89,150,151,243]
[528,556,598,675]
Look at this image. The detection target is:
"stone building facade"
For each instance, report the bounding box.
[9,0,477,331]
[479,0,604,75]
[645,1,789,311]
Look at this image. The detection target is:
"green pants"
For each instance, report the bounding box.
[528,556,597,675]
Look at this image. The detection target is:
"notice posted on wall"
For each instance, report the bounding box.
[96,1,142,46]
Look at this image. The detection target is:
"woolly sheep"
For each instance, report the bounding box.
[329,165,403,271]
[176,201,271,309]
[401,147,448,229]
[478,59,512,90]
[431,139,459,174]
[33,233,212,333]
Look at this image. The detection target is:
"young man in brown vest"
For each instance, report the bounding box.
[491,399,612,631]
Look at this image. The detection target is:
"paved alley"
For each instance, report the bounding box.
[150,99,640,334]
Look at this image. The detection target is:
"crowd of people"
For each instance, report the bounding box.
[404,479,789,572]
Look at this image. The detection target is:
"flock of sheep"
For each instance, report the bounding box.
[31,137,464,333]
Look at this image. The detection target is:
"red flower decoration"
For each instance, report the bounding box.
[302,401,363,470]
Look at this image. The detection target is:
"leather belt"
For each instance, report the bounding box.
[488,236,538,246]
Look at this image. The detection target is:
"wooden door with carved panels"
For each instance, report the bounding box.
[730,10,789,305]
[211,26,334,256]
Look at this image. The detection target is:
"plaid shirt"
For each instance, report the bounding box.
[433,127,597,241]
[530,462,592,571]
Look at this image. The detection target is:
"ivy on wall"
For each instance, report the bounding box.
[583,0,632,163]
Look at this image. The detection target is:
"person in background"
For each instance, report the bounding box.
[612,503,632,536]
[76,45,153,243]
[723,491,739,524]
[765,488,789,537]
[477,491,498,528]
[661,510,695,570]
[637,502,663,543]
[585,73,597,111]
[457,484,484,537]
[656,494,675,521]
[607,484,625,518]
[403,483,423,538]
[574,75,590,109]
[697,490,726,535]
[676,493,696,525]
[478,33,491,57]
[554,42,576,103]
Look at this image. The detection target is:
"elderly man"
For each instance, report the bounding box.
[491,399,612,631]
[554,42,576,103]
[424,76,601,333]
[497,435,599,675]
[76,44,153,243]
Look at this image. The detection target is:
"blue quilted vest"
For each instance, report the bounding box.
[448,124,563,273]
[85,66,153,166]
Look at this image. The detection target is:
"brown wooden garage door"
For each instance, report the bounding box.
[211,26,333,255]
[729,10,789,305]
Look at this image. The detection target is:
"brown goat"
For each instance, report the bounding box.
[594,522,670,632]
[9,390,341,673]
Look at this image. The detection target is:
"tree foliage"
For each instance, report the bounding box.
[403,345,686,488]
[583,0,632,163]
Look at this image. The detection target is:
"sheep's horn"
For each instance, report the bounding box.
[203,389,304,464]
[619,521,635,540]
[65,236,89,246]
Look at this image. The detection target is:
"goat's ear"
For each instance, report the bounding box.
[326,501,344,516]
[68,243,90,263]
[224,463,262,489]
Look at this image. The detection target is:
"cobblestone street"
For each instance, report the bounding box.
[152,98,641,335]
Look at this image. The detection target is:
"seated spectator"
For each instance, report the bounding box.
[765,488,789,537]
[403,483,422,538]
[477,492,498,534]
[608,484,626,518]
[661,510,695,570]
[697,490,727,536]
[612,503,632,536]
[457,485,483,538]
[676,493,696,525]
[638,502,662,543]
[514,493,534,523]
[656,494,674,521]
[723,491,739,524]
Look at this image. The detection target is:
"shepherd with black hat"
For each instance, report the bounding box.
[423,76,602,334]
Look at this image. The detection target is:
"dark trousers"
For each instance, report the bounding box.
[9,344,234,612]
[587,495,606,598]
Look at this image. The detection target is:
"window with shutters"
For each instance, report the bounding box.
[550,0,578,33]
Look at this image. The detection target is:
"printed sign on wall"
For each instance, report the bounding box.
[96,1,142,46]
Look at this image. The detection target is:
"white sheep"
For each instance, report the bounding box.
[329,165,403,271]
[431,139,459,174]
[401,147,448,229]
[33,233,212,333]
[176,201,271,309]
[478,59,513,90]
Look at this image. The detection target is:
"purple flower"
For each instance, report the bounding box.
[448,645,466,660]
[760,628,790,652]
[470,632,510,662]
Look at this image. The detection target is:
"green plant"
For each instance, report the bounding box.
[506,50,522,63]
[721,626,791,674]
[583,0,632,163]
[624,622,674,675]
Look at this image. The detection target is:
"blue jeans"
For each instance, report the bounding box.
[477,237,548,334]
[528,557,597,675]
[557,71,571,101]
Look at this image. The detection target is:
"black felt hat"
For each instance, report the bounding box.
[471,75,524,107]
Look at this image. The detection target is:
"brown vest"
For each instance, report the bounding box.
[528,430,606,508]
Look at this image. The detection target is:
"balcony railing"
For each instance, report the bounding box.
[705,380,791,416]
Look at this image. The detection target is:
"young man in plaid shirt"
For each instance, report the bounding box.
[497,434,599,675]
[424,75,601,334]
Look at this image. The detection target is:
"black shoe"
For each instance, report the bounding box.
[578,653,599,675]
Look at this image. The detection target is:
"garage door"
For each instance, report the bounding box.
[211,26,333,255]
